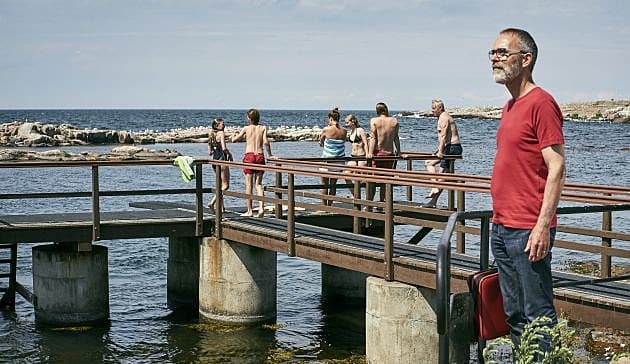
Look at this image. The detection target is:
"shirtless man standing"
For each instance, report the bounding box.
[422,99,462,208]
[231,108,274,217]
[366,102,400,204]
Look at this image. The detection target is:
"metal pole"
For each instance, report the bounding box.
[91,165,100,241]
[287,174,295,256]
[384,183,394,281]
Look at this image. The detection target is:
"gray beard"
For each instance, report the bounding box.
[493,66,519,84]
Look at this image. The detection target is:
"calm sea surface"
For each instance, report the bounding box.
[0,109,628,363]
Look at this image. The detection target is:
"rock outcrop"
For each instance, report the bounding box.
[403,99,630,123]
[0,121,322,147]
[0,146,180,161]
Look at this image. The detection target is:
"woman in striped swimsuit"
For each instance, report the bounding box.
[319,107,347,206]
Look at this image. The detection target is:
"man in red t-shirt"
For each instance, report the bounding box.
[489,28,566,357]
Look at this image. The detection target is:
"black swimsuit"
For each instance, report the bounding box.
[350,129,366,158]
[349,130,362,144]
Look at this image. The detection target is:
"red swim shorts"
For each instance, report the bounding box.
[373,150,396,169]
[243,152,265,175]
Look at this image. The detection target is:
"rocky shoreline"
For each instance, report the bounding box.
[0,121,321,148]
[1,100,627,149]
[402,99,630,123]
[0,146,181,161]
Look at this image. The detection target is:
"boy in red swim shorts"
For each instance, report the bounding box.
[231,108,274,217]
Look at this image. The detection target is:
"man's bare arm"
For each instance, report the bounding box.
[231,128,246,143]
[263,126,272,157]
[394,124,401,155]
[368,120,377,158]
[525,144,566,262]
[436,115,448,157]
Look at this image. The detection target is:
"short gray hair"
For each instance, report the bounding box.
[432,99,445,110]
[500,28,538,72]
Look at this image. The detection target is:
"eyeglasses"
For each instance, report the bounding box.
[488,48,528,60]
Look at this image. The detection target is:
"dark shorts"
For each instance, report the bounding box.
[372,150,396,169]
[243,152,265,175]
[439,143,462,170]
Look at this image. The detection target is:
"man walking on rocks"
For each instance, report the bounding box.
[489,28,566,358]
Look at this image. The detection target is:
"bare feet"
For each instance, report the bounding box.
[420,199,436,208]
[240,211,253,217]
[256,210,265,218]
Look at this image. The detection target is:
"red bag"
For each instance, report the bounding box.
[467,268,510,340]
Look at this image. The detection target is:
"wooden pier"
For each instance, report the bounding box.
[0,157,628,362]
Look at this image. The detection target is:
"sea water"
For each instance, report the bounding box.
[0,110,628,362]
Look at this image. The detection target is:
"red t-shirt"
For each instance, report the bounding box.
[491,87,564,229]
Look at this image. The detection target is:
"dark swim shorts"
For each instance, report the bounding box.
[372,150,396,169]
[439,143,463,170]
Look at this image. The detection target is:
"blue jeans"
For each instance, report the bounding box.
[490,224,557,354]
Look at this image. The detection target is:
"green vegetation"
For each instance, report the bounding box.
[484,317,576,364]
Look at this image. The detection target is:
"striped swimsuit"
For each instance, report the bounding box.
[321,138,346,158]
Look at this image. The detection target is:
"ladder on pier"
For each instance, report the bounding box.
[0,243,17,310]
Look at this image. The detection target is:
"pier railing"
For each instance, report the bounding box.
[435,203,630,364]
[1,157,629,339]
[1,156,628,277]
[201,156,629,280]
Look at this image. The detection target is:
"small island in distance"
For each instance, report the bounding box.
[402,99,630,123]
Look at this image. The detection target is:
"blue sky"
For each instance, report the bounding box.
[1,0,628,110]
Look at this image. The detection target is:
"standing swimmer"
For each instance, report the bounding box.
[208,118,232,211]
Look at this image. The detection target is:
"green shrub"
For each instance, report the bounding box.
[484,317,576,364]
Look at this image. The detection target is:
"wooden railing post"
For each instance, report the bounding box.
[447,161,455,211]
[601,206,612,278]
[275,171,283,219]
[353,180,361,234]
[215,165,223,240]
[91,165,100,241]
[287,173,295,257]
[195,163,204,236]
[480,216,490,270]
[384,183,394,281]
[456,190,466,253]
[406,159,413,201]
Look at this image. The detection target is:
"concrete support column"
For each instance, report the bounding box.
[32,244,109,326]
[321,264,367,305]
[365,277,438,363]
[167,237,200,310]
[199,237,276,324]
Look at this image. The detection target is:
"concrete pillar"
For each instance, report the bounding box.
[167,237,200,310]
[199,237,276,324]
[321,263,367,305]
[32,244,109,326]
[366,277,438,364]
